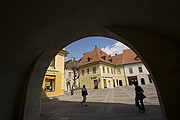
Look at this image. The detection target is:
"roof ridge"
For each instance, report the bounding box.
[77,48,141,67]
[94,48,102,61]
[122,52,125,64]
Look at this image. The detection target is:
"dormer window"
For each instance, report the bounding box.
[87,57,92,62]
[109,59,112,62]
[134,56,140,60]
[101,56,106,60]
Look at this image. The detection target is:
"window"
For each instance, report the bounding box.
[107,68,109,74]
[45,76,55,92]
[87,57,91,62]
[114,69,116,74]
[138,67,143,73]
[134,56,140,60]
[129,68,133,74]
[101,56,106,60]
[117,68,121,74]
[111,68,113,74]
[87,68,89,74]
[68,72,71,78]
[103,66,105,73]
[109,59,112,62]
[82,69,84,75]
[49,58,55,68]
[93,67,96,74]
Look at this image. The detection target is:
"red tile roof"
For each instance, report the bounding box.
[111,54,123,65]
[123,49,141,64]
[65,59,78,70]
[77,48,141,67]
[77,48,114,67]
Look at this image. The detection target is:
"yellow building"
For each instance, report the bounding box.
[77,47,126,89]
[111,53,127,87]
[41,49,69,98]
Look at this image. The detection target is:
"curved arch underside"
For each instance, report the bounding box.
[1,0,180,120]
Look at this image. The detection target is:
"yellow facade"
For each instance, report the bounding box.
[113,66,127,86]
[41,50,68,98]
[79,62,126,89]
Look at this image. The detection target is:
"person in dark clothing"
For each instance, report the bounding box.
[133,80,146,113]
[81,85,88,106]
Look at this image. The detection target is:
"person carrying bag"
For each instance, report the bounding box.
[133,80,146,113]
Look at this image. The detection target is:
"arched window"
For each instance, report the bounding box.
[119,80,123,86]
[141,78,145,85]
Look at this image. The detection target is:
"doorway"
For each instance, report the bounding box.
[119,80,123,86]
[94,80,98,89]
[141,78,145,85]
[103,79,107,88]
[127,76,137,86]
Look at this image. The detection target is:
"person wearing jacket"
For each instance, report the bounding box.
[81,85,88,106]
[133,80,146,113]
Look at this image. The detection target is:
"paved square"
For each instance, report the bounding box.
[41,84,164,120]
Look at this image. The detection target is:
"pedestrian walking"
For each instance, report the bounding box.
[81,85,88,106]
[133,80,146,113]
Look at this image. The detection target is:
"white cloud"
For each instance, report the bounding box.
[101,42,129,55]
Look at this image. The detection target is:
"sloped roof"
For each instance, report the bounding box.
[111,53,123,65]
[65,59,78,70]
[123,49,141,64]
[77,48,141,67]
[77,47,114,67]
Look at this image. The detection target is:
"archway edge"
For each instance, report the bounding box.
[24,26,172,120]
[106,26,180,120]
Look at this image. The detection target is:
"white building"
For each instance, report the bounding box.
[123,49,153,86]
[64,57,79,92]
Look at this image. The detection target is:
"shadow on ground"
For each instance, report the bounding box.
[40,98,164,120]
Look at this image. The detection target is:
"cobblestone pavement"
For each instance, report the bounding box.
[41,84,164,120]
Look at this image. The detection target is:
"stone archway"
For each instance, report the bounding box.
[23,28,166,120]
[1,1,180,120]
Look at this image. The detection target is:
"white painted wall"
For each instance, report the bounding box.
[64,69,79,91]
[124,63,150,85]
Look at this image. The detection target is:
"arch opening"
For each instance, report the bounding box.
[32,36,164,120]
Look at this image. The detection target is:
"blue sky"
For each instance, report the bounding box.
[65,36,129,61]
